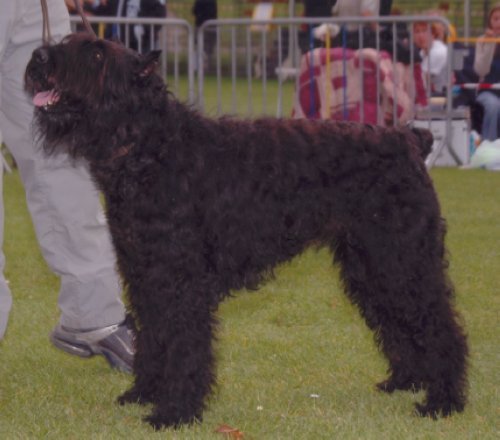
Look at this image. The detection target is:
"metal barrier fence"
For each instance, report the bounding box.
[198,16,469,167]
[69,15,470,167]
[198,16,430,118]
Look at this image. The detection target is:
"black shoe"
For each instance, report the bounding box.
[50,320,134,373]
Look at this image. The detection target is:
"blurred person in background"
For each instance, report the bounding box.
[413,19,448,95]
[192,0,217,68]
[67,0,166,53]
[474,3,500,141]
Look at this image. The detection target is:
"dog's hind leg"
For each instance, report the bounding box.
[331,208,468,417]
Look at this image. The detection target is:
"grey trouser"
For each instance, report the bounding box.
[0,0,126,339]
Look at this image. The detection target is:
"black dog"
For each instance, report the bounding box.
[25,33,468,429]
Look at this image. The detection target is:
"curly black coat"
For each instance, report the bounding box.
[25,33,468,429]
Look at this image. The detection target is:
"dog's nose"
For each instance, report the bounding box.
[33,47,50,65]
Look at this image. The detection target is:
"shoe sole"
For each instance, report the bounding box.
[50,333,94,357]
[50,332,132,373]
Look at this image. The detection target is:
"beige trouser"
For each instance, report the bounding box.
[0,0,125,339]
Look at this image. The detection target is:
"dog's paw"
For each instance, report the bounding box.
[117,388,152,406]
[414,400,464,419]
[376,377,423,393]
[144,413,169,431]
[144,411,201,431]
[414,402,440,419]
[376,379,397,393]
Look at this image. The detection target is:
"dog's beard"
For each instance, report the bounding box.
[33,99,86,157]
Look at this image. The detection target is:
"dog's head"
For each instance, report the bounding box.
[25,33,162,159]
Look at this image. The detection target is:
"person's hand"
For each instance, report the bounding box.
[485,27,500,37]
[66,0,90,7]
[85,0,108,6]
[312,23,340,41]
[65,0,106,12]
[477,28,497,43]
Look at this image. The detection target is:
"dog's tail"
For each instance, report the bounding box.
[410,127,434,160]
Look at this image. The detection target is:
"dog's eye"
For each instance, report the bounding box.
[93,50,103,62]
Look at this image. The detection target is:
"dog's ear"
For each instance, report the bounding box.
[137,50,161,78]
[410,127,434,160]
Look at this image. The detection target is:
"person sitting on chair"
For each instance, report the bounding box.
[474,3,500,141]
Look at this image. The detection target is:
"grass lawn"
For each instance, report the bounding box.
[165,75,297,118]
[0,159,498,439]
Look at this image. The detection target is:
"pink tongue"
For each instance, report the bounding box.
[33,89,59,107]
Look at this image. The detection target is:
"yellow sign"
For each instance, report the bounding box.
[251,2,274,32]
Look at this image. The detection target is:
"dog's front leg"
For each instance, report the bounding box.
[133,283,218,430]
[117,314,165,406]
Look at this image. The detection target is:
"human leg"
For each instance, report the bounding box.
[0,0,132,367]
[476,91,500,141]
[0,2,19,340]
[0,130,13,340]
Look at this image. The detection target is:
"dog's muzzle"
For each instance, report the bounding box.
[25,46,60,109]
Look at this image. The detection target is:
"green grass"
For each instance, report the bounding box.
[0,162,498,439]
[165,75,297,117]
[200,75,296,117]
